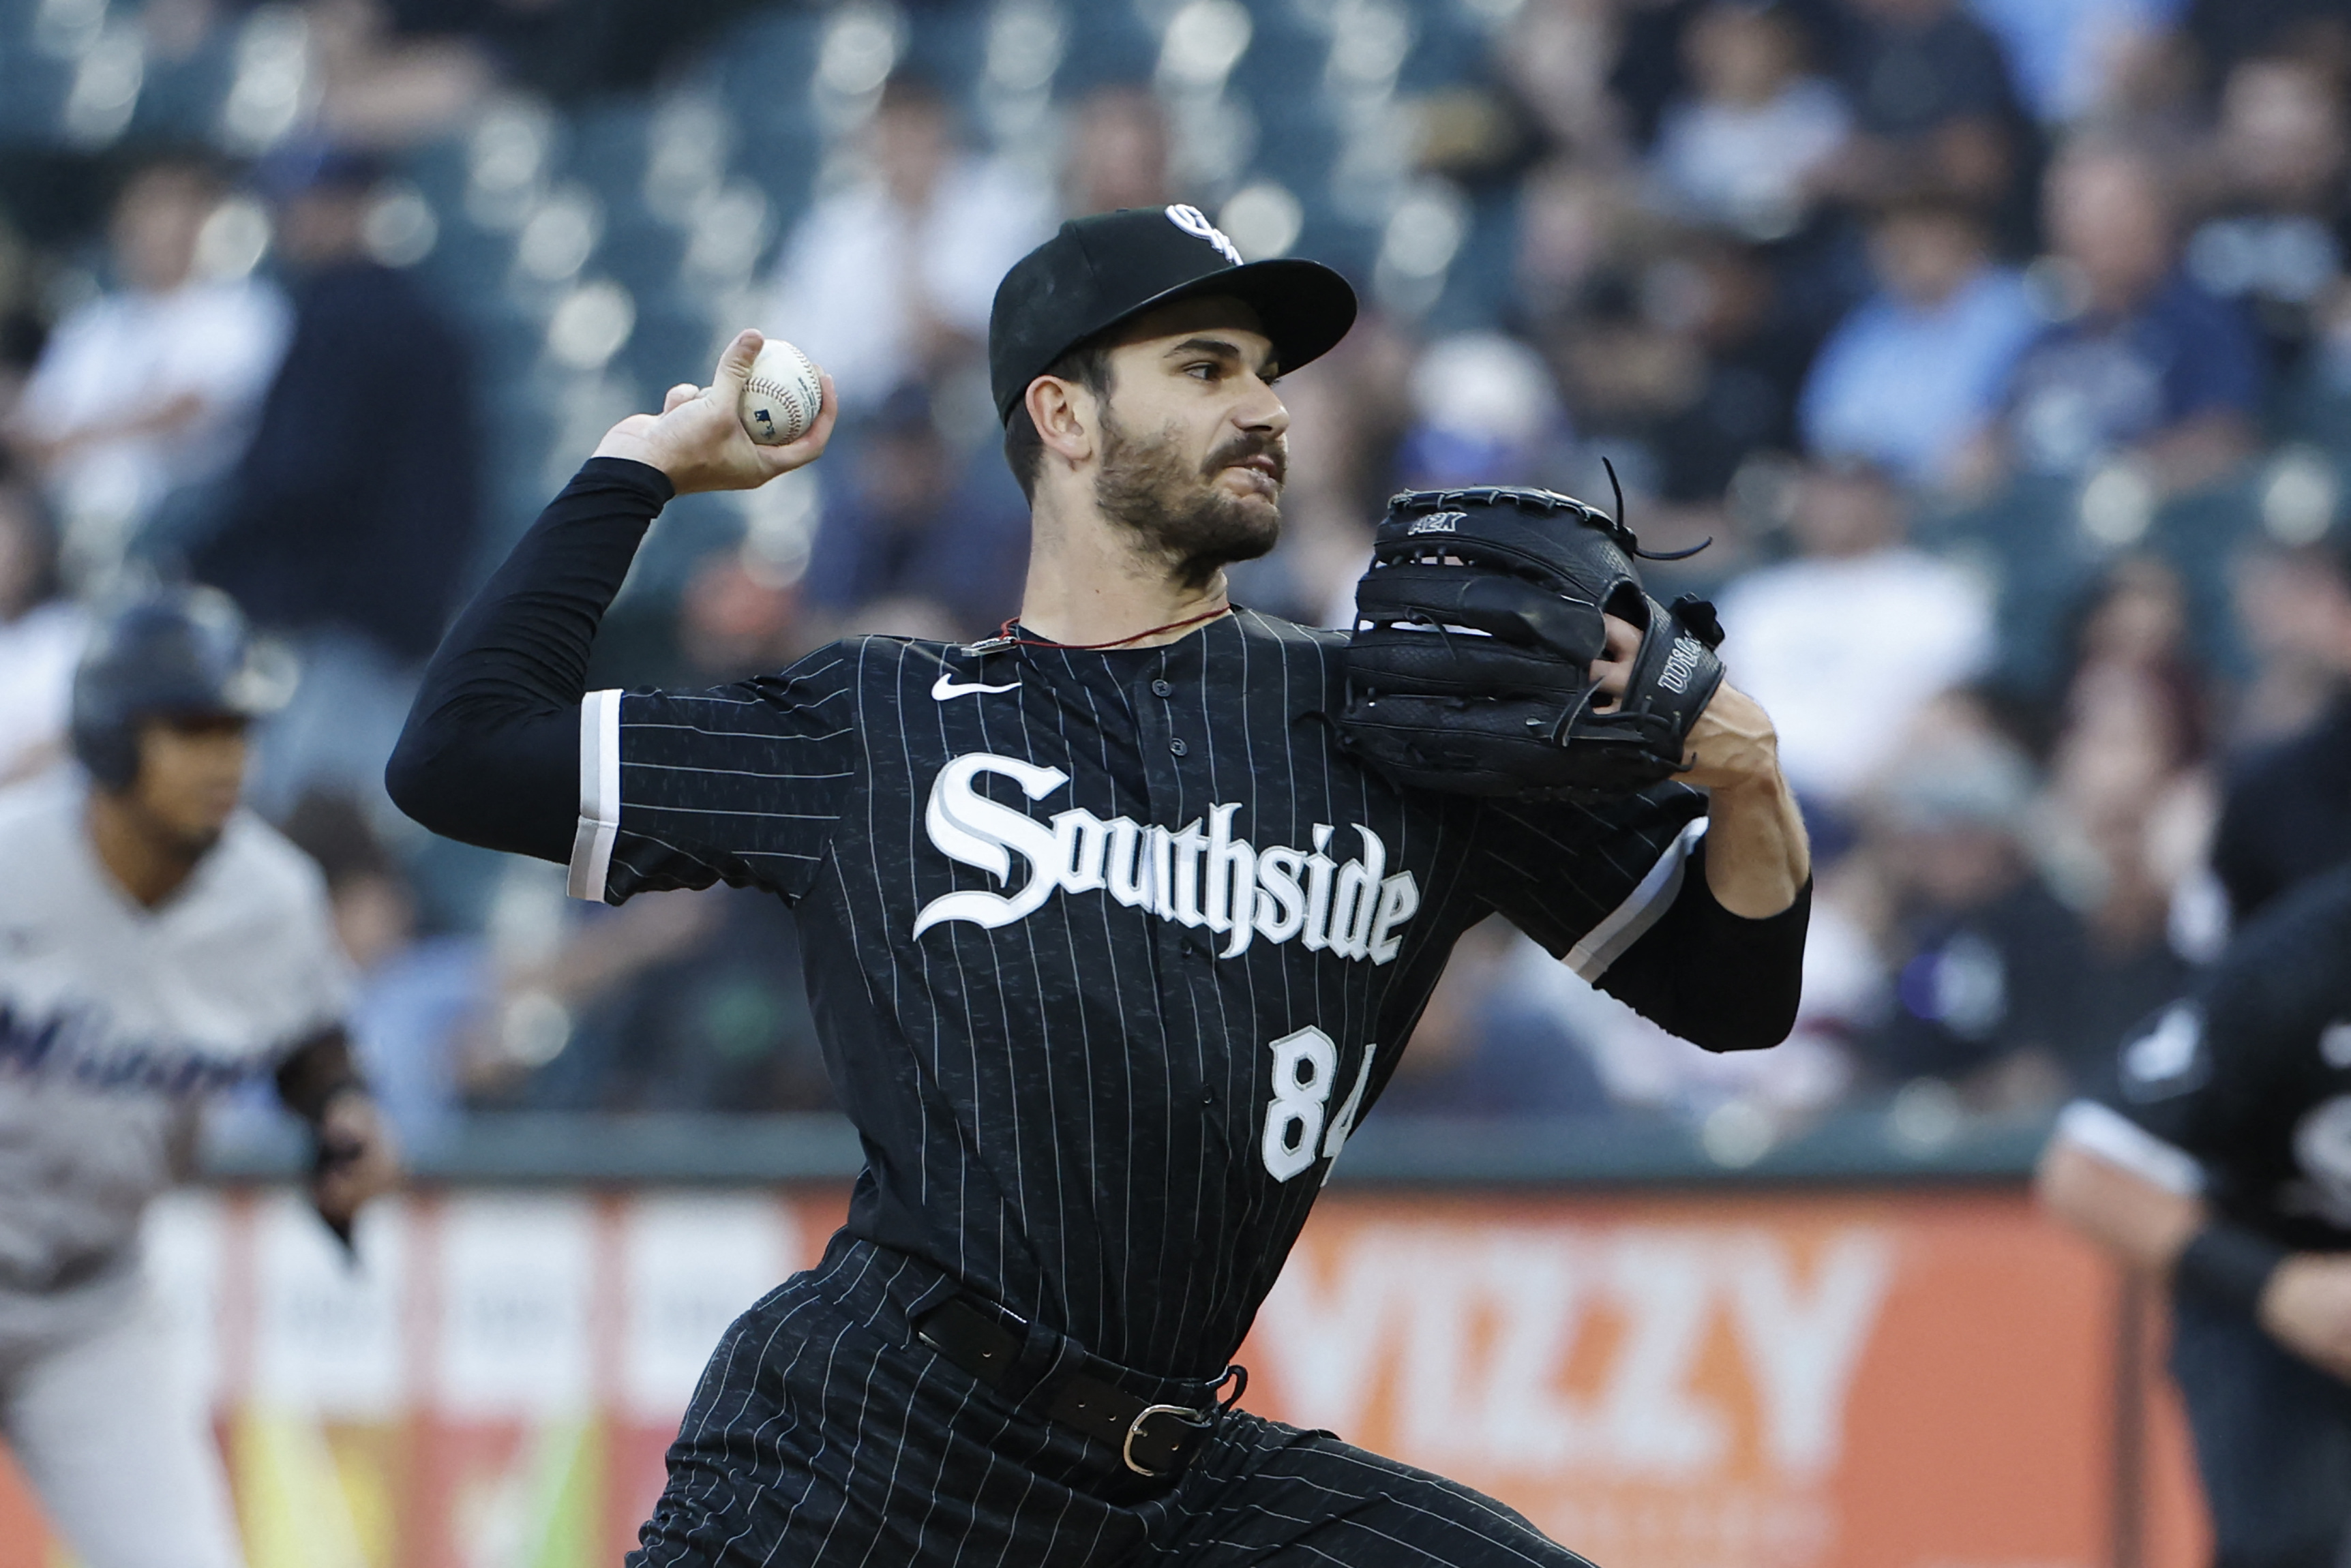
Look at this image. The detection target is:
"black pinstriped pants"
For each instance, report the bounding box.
[629,1235,1596,1567]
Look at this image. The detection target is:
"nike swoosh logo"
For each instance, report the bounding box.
[932,672,1021,701]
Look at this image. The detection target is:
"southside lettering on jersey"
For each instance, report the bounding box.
[914,752,1421,963]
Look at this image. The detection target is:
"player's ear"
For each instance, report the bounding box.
[1028,375,1096,469]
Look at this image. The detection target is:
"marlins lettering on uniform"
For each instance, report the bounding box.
[912,751,1422,963]
[0,999,256,1094]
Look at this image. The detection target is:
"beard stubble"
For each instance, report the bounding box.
[1092,407,1285,592]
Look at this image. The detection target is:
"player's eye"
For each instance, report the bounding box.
[1184,361,1222,381]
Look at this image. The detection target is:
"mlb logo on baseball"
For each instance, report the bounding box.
[739,339,823,446]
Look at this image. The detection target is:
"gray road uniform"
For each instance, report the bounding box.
[0,774,349,1568]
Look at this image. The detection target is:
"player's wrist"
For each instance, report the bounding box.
[1679,687,1782,792]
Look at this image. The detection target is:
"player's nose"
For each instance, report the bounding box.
[1236,377,1289,438]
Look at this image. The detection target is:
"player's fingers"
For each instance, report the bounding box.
[712,328,764,395]
[1600,612,1643,665]
[663,382,700,413]
[1587,612,1641,710]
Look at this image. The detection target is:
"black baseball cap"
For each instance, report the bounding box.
[989,205,1358,425]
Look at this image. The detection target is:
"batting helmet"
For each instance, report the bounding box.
[70,586,289,790]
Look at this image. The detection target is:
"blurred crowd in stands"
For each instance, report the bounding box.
[5,0,2351,1164]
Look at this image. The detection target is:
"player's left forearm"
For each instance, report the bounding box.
[1682,684,1809,918]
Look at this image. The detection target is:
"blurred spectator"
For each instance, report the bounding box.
[1553,239,1814,506]
[279,789,484,1159]
[0,478,85,785]
[1857,736,2099,1107]
[1652,1,1851,241]
[458,875,831,1118]
[2182,0,2351,93]
[1799,194,2040,486]
[765,75,1055,410]
[1714,459,1993,807]
[2041,556,2211,978]
[2213,534,2351,923]
[460,879,725,1110]
[1502,0,1636,160]
[1062,86,1175,216]
[304,0,500,147]
[194,145,479,815]
[8,157,289,588]
[2182,55,2350,384]
[1987,138,2262,492]
[1514,160,1656,328]
[1816,0,2028,222]
[1377,918,1611,1119]
[1964,0,2186,127]
[799,385,1030,642]
[587,886,833,1114]
[2231,533,2351,744]
[1395,333,1566,490]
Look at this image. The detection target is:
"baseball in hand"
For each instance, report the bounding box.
[739,339,824,446]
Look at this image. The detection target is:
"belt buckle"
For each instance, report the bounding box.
[1122,1402,1214,1477]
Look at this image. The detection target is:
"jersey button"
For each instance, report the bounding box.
[1152,679,1173,697]
[1169,737,1188,756]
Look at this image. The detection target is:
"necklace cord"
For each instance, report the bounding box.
[989,603,1231,652]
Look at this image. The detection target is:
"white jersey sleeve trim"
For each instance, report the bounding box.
[567,689,623,902]
[1564,816,1709,981]
[2056,1099,2206,1196]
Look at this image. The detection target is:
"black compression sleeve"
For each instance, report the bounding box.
[1593,837,1810,1052]
[274,1029,365,1124]
[385,457,674,862]
[2175,1221,2290,1317]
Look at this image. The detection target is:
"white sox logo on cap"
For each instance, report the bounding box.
[1165,204,1243,265]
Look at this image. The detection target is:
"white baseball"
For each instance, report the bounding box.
[738,338,823,446]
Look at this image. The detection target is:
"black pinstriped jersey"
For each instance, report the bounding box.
[567,609,1706,1376]
[2063,864,2351,1254]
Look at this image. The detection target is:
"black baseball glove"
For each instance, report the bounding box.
[1334,485,1727,802]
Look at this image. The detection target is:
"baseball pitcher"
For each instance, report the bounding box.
[389,207,1810,1566]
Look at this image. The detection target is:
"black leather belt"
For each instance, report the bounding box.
[912,1295,1243,1477]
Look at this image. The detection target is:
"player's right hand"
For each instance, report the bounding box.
[2260,1252,2351,1382]
[592,329,838,495]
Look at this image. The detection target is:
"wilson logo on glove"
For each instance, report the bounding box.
[1658,637,1707,695]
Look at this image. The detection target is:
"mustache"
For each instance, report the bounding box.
[1202,432,1287,487]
